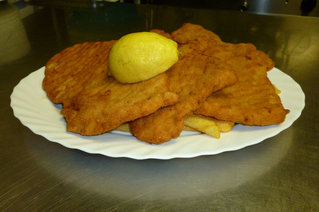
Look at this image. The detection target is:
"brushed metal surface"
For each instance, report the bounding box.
[0,4,318,211]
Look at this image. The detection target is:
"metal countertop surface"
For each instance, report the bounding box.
[0,3,318,211]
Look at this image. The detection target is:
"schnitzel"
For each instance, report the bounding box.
[194,39,289,125]
[42,23,289,144]
[43,41,115,105]
[62,73,178,135]
[165,23,288,126]
[43,41,178,135]
[129,24,237,144]
[129,55,236,144]
[130,23,288,143]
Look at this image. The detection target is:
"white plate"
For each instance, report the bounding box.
[10,67,305,160]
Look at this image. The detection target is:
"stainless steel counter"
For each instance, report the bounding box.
[1,3,319,211]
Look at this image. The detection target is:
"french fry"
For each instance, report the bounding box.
[184,115,220,138]
[114,115,234,139]
[273,84,281,94]
[183,126,197,132]
[212,118,234,132]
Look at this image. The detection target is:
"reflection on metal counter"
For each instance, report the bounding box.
[28,0,319,17]
[0,4,30,65]
[25,127,293,200]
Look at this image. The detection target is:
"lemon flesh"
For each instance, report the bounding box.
[109,32,178,83]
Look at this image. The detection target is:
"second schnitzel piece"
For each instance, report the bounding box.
[129,24,237,144]
[195,42,289,125]
[130,54,236,144]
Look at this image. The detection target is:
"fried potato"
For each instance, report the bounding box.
[273,84,281,94]
[212,118,234,132]
[183,126,197,132]
[184,115,221,138]
[115,115,234,139]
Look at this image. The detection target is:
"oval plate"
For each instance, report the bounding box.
[10,67,305,160]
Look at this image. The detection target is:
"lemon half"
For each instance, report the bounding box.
[109,32,178,83]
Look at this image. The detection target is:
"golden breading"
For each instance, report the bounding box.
[170,23,288,126]
[195,44,289,125]
[42,23,289,144]
[194,37,289,125]
[129,56,236,144]
[43,41,178,135]
[43,41,115,104]
[129,25,238,144]
[62,73,178,135]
